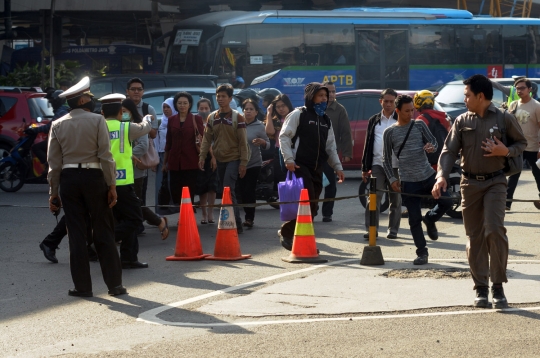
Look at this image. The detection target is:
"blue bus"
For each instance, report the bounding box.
[160,8,540,106]
[10,44,163,75]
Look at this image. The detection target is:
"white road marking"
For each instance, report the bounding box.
[137,258,540,328]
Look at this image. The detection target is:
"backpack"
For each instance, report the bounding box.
[142,102,149,116]
[422,112,449,166]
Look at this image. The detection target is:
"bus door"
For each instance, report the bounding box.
[355,29,408,90]
[502,38,529,77]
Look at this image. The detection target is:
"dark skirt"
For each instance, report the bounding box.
[195,153,218,195]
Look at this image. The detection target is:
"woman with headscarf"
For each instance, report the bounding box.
[154,98,177,213]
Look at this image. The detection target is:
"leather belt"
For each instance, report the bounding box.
[62,162,101,170]
[463,170,503,181]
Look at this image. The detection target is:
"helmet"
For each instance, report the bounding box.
[258,88,282,104]
[234,88,260,105]
[413,90,435,110]
[47,90,66,111]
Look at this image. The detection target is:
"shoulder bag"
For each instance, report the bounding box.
[136,137,160,170]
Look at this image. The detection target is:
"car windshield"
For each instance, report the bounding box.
[27,97,54,119]
[143,92,218,117]
[435,84,466,107]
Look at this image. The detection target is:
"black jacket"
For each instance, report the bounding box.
[361,111,398,172]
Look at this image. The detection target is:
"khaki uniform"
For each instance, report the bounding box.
[438,103,526,289]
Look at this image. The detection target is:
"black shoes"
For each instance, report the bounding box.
[322,216,332,222]
[68,288,93,297]
[492,285,508,309]
[386,232,398,239]
[243,220,254,228]
[237,223,244,234]
[413,254,428,265]
[108,285,128,296]
[122,261,149,269]
[474,286,490,308]
[363,232,378,240]
[422,216,438,240]
[278,230,293,251]
[39,242,58,263]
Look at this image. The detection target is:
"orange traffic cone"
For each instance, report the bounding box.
[282,188,327,264]
[166,187,210,261]
[205,187,251,261]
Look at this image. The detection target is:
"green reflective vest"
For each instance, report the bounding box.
[106,119,134,186]
[507,86,519,107]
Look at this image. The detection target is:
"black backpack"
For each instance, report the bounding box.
[422,112,449,166]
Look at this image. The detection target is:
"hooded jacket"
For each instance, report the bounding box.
[279,82,343,172]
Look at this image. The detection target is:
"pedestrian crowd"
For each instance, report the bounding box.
[35,73,537,309]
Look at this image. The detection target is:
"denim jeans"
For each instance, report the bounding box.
[217,160,242,225]
[402,172,452,256]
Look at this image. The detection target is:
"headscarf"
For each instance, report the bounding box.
[154,98,177,153]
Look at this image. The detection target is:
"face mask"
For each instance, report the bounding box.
[121,113,131,122]
[198,111,210,120]
[313,102,327,117]
[79,98,96,112]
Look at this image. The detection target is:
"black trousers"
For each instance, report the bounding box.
[169,169,199,205]
[322,162,338,217]
[113,185,143,262]
[134,177,162,226]
[280,164,323,239]
[60,169,122,292]
[237,166,261,221]
[42,214,94,250]
[506,150,540,208]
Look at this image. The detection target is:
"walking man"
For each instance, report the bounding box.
[321,81,353,223]
[47,77,126,297]
[383,95,452,265]
[433,74,526,308]
[504,78,540,210]
[361,88,401,239]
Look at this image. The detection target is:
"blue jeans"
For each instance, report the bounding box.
[402,173,452,256]
[217,160,242,225]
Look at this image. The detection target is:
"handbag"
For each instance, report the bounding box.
[136,137,160,170]
[193,116,203,154]
[497,109,523,177]
[278,171,304,221]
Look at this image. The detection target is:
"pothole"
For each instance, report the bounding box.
[382,268,471,279]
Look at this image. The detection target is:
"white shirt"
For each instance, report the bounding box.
[373,111,398,168]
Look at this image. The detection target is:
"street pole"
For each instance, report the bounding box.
[50,0,56,88]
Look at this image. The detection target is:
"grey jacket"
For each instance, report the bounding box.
[246,119,270,169]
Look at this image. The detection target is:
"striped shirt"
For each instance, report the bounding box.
[382,120,437,184]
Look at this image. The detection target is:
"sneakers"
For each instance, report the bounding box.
[474,286,490,308]
[413,254,428,265]
[492,285,508,309]
[322,216,332,222]
[278,230,292,251]
[422,216,438,240]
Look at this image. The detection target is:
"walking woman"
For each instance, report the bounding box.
[265,94,294,191]
[154,98,177,213]
[163,92,205,205]
[237,98,270,228]
[122,99,169,240]
[195,98,218,224]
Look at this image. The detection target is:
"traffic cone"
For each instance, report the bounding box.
[282,188,327,264]
[166,187,210,261]
[205,187,251,261]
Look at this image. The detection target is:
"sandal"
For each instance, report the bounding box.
[243,220,254,228]
[208,219,215,224]
[201,220,208,225]
[159,217,169,240]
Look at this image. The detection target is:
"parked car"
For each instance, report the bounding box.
[336,89,449,170]
[0,88,53,158]
[142,87,219,119]
[435,77,540,120]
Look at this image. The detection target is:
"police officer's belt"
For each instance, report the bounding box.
[62,162,101,169]
[462,170,503,181]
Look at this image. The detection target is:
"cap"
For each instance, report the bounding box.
[98,93,126,104]
[59,76,94,99]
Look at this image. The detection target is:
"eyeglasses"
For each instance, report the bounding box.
[129,87,144,92]
[515,86,528,91]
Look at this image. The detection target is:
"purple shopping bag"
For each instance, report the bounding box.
[278,171,304,221]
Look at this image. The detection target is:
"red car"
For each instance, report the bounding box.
[336,89,449,170]
[0,88,54,158]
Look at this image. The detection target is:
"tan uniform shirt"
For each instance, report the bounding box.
[437,103,526,178]
[47,109,116,196]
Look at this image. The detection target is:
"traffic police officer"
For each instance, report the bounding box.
[99,93,152,269]
[433,74,526,309]
[47,77,126,297]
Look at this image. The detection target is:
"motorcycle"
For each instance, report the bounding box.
[0,122,48,192]
[255,158,279,209]
[358,162,463,219]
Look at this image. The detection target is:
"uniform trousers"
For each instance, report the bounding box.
[461,173,509,289]
[506,150,540,208]
[113,185,143,263]
[59,169,122,292]
[280,164,323,239]
[236,166,261,221]
[364,165,402,235]
[322,162,337,218]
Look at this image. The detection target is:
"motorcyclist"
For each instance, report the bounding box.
[258,88,282,110]
[25,90,68,164]
[234,88,262,118]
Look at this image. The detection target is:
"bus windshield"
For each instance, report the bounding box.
[167,28,220,75]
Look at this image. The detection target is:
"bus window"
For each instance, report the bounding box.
[122,55,143,73]
[304,25,354,66]
[410,25,456,65]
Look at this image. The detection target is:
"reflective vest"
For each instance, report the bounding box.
[507,86,520,107]
[106,120,134,186]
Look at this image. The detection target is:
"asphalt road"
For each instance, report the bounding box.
[2,169,540,357]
